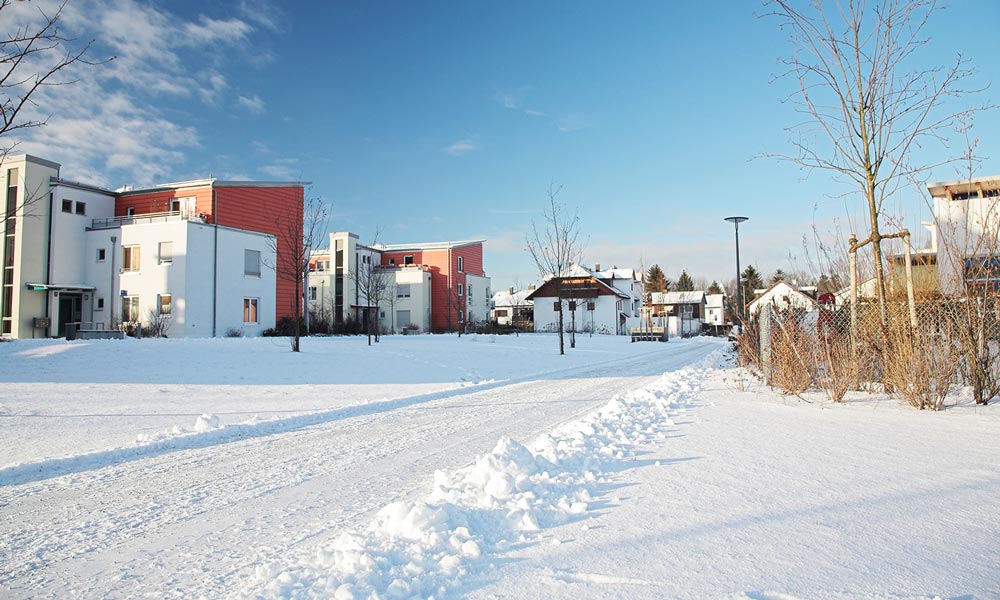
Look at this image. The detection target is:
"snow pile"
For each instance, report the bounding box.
[135,413,225,444]
[242,361,713,599]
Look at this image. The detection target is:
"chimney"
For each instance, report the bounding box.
[528,284,536,291]
[509,287,514,294]
[594,263,601,272]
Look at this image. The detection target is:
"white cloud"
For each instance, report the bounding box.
[555,114,588,133]
[237,94,266,114]
[259,159,300,180]
[3,0,277,186]
[444,139,482,156]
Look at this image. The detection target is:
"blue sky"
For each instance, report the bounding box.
[9,0,1000,290]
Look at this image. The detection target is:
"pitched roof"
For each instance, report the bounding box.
[706,293,725,308]
[652,291,705,304]
[491,289,533,307]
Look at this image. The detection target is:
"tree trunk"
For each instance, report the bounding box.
[557,301,565,355]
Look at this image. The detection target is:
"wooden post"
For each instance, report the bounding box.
[902,230,918,328]
[849,234,858,347]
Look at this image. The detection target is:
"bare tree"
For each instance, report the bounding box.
[270,193,329,352]
[526,183,583,355]
[1,0,108,221]
[349,231,391,345]
[764,0,990,323]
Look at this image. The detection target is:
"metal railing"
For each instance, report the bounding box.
[90,211,207,230]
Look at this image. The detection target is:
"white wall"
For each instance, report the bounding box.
[464,273,491,325]
[532,293,623,335]
[215,225,276,337]
[379,267,432,332]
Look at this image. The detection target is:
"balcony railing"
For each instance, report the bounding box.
[90,210,208,230]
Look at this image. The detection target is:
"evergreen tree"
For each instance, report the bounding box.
[707,280,723,295]
[740,265,764,313]
[676,270,695,292]
[771,269,787,284]
[645,264,667,293]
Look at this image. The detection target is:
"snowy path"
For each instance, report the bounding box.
[1,338,716,598]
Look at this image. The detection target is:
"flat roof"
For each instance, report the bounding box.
[927,175,1000,198]
[118,179,310,196]
[375,239,485,252]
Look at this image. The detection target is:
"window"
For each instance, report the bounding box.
[96,248,106,262]
[681,304,693,318]
[553,301,561,311]
[170,199,181,212]
[587,301,595,311]
[457,256,464,272]
[158,241,173,265]
[496,309,508,317]
[95,297,104,311]
[158,293,172,315]
[388,258,396,265]
[75,201,86,215]
[62,199,72,213]
[397,284,411,298]
[403,255,414,265]
[309,286,317,301]
[243,297,259,324]
[457,283,464,296]
[458,310,464,322]
[122,245,140,272]
[122,296,139,322]
[244,249,261,277]
[127,206,135,216]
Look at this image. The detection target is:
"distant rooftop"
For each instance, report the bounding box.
[117,178,310,196]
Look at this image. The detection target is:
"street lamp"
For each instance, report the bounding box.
[724,216,748,332]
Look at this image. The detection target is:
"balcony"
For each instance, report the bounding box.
[90,210,208,230]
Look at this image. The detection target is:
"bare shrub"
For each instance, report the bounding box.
[736,320,760,370]
[817,334,858,403]
[767,311,816,395]
[145,310,171,338]
[882,304,958,411]
[224,327,244,338]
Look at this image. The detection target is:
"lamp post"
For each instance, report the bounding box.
[724,216,748,332]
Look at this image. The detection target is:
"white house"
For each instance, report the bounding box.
[747,281,819,317]
[705,293,726,326]
[491,288,534,327]
[651,291,706,337]
[526,263,643,335]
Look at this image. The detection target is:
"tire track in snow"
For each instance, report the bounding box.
[0,339,722,598]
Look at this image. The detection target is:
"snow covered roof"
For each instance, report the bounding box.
[706,294,725,309]
[491,289,533,307]
[596,268,638,281]
[652,291,705,305]
[747,281,818,316]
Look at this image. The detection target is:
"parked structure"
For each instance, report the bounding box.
[651,290,706,337]
[307,234,490,333]
[0,154,305,338]
[705,293,726,326]
[526,263,643,335]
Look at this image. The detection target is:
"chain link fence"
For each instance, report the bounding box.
[740,297,1000,409]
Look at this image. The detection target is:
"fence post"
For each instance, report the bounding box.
[903,230,918,328]
[759,304,772,382]
[849,235,859,352]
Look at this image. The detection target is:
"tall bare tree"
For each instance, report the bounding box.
[1,0,108,221]
[270,193,328,352]
[765,0,989,322]
[526,183,582,355]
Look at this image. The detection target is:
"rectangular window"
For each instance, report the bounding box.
[158,241,173,264]
[496,309,508,317]
[95,297,104,311]
[553,301,561,311]
[243,297,259,324]
[457,283,464,296]
[458,310,464,322]
[158,294,172,315]
[62,199,72,213]
[75,201,86,215]
[309,286,317,301]
[127,206,136,216]
[244,249,261,277]
[457,256,464,272]
[396,284,411,298]
[122,296,139,322]
[122,245,140,272]
[388,258,396,265]
[403,255,414,265]
[170,199,181,212]
[97,248,106,262]
[587,301,595,311]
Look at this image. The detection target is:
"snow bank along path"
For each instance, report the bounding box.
[1,337,722,598]
[242,348,723,599]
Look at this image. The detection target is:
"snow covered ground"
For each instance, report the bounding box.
[1,334,997,599]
